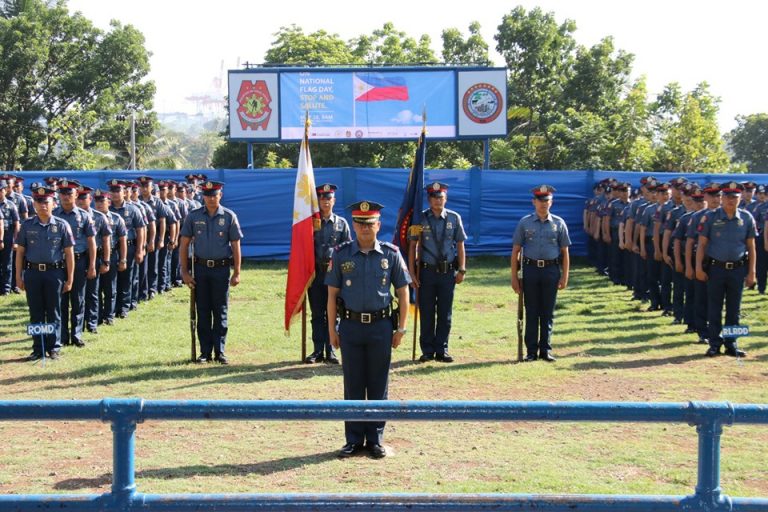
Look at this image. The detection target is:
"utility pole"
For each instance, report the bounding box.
[130,112,136,170]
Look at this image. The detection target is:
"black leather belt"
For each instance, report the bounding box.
[25,261,65,271]
[523,257,561,268]
[194,257,232,268]
[126,239,135,246]
[342,307,391,324]
[420,261,457,273]
[75,251,88,261]
[710,258,746,270]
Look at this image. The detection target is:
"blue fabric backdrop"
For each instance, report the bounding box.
[16,169,767,259]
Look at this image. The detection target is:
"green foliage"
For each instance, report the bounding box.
[350,22,438,65]
[726,113,768,172]
[441,21,491,66]
[0,0,154,170]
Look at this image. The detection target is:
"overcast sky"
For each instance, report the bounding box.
[68,0,768,132]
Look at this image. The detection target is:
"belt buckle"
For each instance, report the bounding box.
[206,259,215,268]
[360,312,372,324]
[725,262,734,270]
[38,264,47,271]
[537,259,545,268]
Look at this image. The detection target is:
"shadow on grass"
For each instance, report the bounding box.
[391,358,513,375]
[569,353,702,370]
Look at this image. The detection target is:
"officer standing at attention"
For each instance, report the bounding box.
[511,185,571,362]
[108,179,146,319]
[326,200,410,459]
[696,182,756,357]
[408,182,466,363]
[54,179,96,348]
[15,184,74,360]
[0,180,20,295]
[94,189,127,326]
[305,183,351,364]
[180,180,242,365]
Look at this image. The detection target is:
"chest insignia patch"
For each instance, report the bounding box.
[381,259,389,270]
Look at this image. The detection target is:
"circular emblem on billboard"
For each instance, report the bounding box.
[463,83,502,124]
[236,80,272,131]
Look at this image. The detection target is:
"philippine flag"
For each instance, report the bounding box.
[353,73,409,102]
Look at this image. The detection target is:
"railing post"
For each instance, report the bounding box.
[101,399,144,511]
[687,401,733,512]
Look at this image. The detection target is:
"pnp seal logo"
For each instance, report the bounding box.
[463,83,502,124]
[27,323,56,336]
[236,80,272,131]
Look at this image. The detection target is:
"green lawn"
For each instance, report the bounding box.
[0,257,766,497]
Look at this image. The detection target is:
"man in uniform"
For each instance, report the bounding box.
[157,180,180,294]
[511,185,571,362]
[696,182,756,357]
[408,181,467,363]
[672,183,704,335]
[108,179,146,319]
[15,184,74,360]
[139,175,168,300]
[180,180,242,365]
[326,200,410,459]
[305,183,351,364]
[76,185,112,334]
[53,179,96,347]
[95,189,127,326]
[0,180,20,295]
[752,184,768,294]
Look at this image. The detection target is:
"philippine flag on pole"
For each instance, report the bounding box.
[353,73,409,102]
[284,123,320,333]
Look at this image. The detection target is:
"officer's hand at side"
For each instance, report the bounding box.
[230,272,240,287]
[330,330,340,349]
[118,261,127,272]
[696,269,708,282]
[63,280,73,293]
[147,242,155,253]
[409,270,419,288]
[511,276,521,295]
[392,331,404,349]
[135,251,145,264]
[558,277,568,290]
[685,267,694,280]
[745,271,756,288]
[654,252,663,262]
[675,261,684,273]
[663,255,673,266]
[455,272,464,284]
[99,263,109,275]
[640,249,647,259]
[158,241,165,250]
[182,271,195,289]
[15,274,24,291]
[87,267,97,280]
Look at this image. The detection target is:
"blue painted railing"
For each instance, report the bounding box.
[1,399,767,511]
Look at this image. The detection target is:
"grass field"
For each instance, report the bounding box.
[0,257,766,497]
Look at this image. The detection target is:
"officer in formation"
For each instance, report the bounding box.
[511,185,571,362]
[138,176,168,300]
[94,188,127,325]
[0,179,21,295]
[326,200,410,459]
[157,180,181,293]
[180,180,243,365]
[305,183,351,364]
[15,184,74,360]
[671,183,706,336]
[752,184,768,294]
[408,181,467,363]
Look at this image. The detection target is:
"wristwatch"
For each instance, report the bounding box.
[396,327,407,335]
[119,259,127,264]
[458,268,467,275]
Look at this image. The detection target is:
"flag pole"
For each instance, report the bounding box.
[301,110,310,362]
[412,109,427,361]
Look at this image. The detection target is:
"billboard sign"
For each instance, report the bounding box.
[228,66,507,142]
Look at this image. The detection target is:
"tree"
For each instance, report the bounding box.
[0,0,154,170]
[350,22,437,64]
[264,25,357,65]
[441,22,491,66]
[726,113,768,172]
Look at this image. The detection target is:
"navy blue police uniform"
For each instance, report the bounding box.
[306,184,351,364]
[78,185,112,333]
[751,185,768,294]
[697,182,756,357]
[53,180,96,347]
[326,201,411,457]
[159,181,181,293]
[0,181,20,294]
[138,176,168,298]
[409,181,467,363]
[108,179,146,318]
[97,190,128,325]
[180,181,243,364]
[512,186,571,362]
[15,185,74,359]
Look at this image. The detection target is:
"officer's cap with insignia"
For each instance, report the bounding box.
[175,182,186,190]
[201,180,224,196]
[57,179,81,194]
[756,184,767,195]
[425,181,448,197]
[44,176,62,187]
[720,181,743,196]
[77,185,93,198]
[0,180,7,189]
[137,175,154,185]
[196,173,208,181]
[128,180,140,189]
[702,182,722,195]
[654,182,671,192]
[532,184,556,201]
[613,182,630,192]
[156,180,169,190]
[689,185,705,201]
[93,188,109,201]
[741,181,757,191]
[184,173,198,182]
[107,178,125,192]
[31,184,56,199]
[316,183,338,199]
[645,178,659,191]
[669,177,688,188]
[349,200,383,224]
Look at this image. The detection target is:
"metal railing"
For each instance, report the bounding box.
[0,399,767,511]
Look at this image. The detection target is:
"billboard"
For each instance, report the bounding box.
[228,66,507,142]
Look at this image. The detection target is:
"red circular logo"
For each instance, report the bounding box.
[463,83,502,124]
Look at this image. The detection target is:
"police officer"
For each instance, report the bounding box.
[54,179,97,347]
[0,180,20,295]
[753,184,768,294]
[108,179,146,319]
[157,180,180,293]
[95,189,127,325]
[76,185,112,334]
[511,185,571,362]
[696,182,756,357]
[408,181,467,363]
[306,183,351,364]
[15,184,74,360]
[180,180,242,365]
[138,175,169,299]
[326,200,410,459]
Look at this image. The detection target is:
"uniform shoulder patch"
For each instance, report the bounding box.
[380,241,399,252]
[336,240,353,250]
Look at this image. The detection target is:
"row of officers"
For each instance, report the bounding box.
[585,177,765,357]
[4,173,243,364]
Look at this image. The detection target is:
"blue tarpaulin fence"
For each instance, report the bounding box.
[15,169,767,259]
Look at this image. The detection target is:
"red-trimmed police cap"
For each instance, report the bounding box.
[196,173,208,181]
[184,173,198,182]
[93,188,109,200]
[702,182,721,195]
[107,178,125,191]
[77,185,93,197]
[425,181,448,197]
[349,200,383,224]
[741,181,757,190]
[532,184,556,199]
[669,177,688,189]
[32,185,56,199]
[720,181,744,195]
[654,182,671,192]
[316,183,337,198]
[44,176,62,186]
[137,175,154,185]
[57,179,81,193]
[156,180,169,189]
[201,180,224,196]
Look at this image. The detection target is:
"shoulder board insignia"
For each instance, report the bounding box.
[380,241,399,251]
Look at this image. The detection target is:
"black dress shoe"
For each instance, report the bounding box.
[87,327,98,334]
[541,354,557,362]
[435,353,454,363]
[48,351,60,360]
[215,355,229,365]
[646,305,660,312]
[117,312,127,319]
[104,318,114,325]
[671,318,682,325]
[338,442,364,458]
[304,352,323,364]
[724,348,746,358]
[196,356,210,363]
[697,338,709,345]
[661,310,673,317]
[368,444,386,459]
[73,340,85,348]
[326,355,340,364]
[27,352,43,361]
[705,348,720,357]
[418,354,434,363]
[684,327,697,334]
[524,354,537,362]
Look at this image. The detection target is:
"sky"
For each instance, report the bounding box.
[67,0,768,133]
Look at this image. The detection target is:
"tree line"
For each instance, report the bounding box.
[1,0,765,172]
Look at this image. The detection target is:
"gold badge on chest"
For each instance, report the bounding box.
[381,259,389,270]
